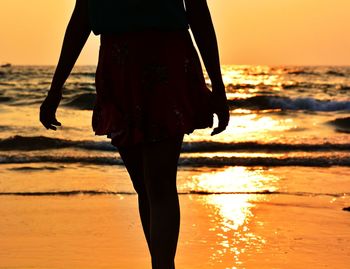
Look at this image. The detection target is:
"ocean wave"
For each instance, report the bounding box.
[0,96,12,103]
[0,136,115,151]
[326,70,346,77]
[2,135,350,152]
[63,82,95,90]
[0,82,16,86]
[1,154,350,167]
[0,125,9,131]
[8,165,65,171]
[225,82,331,92]
[70,72,95,77]
[3,83,348,113]
[0,190,347,197]
[0,191,134,196]
[0,155,123,165]
[269,97,350,111]
[64,93,96,110]
[337,85,350,91]
[230,96,350,111]
[282,82,332,90]
[180,156,350,167]
[285,70,318,76]
[182,141,350,152]
[226,83,256,91]
[327,117,350,133]
[5,94,349,112]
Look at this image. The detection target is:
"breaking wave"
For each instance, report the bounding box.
[1,135,350,152]
[1,154,350,167]
[229,96,350,111]
[0,190,347,197]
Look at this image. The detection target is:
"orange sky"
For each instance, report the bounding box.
[1,0,350,65]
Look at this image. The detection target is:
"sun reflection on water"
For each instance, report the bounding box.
[190,167,279,267]
[188,111,297,144]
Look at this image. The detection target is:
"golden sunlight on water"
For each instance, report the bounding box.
[227,114,294,137]
[189,167,280,267]
[188,110,297,144]
[212,65,282,87]
[206,65,284,100]
[190,112,297,143]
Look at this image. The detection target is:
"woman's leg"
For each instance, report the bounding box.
[118,145,151,250]
[142,136,183,269]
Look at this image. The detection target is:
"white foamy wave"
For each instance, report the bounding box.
[269,97,350,111]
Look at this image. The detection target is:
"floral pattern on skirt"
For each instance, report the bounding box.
[92,30,213,147]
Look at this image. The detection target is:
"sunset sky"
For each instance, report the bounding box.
[1,0,350,65]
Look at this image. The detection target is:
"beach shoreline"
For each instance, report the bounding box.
[0,180,349,269]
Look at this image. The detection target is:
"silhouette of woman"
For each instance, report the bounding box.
[40,0,229,268]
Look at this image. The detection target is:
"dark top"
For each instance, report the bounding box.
[88,0,189,35]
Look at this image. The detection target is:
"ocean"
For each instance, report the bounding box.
[0,66,350,193]
[1,65,350,268]
[0,65,350,195]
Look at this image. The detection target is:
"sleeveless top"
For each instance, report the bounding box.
[88,0,189,35]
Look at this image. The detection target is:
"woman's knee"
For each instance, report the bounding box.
[142,138,182,203]
[131,177,147,195]
[118,145,147,195]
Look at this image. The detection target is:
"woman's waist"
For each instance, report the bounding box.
[100,29,191,47]
[94,22,189,36]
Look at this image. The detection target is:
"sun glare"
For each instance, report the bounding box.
[189,167,280,266]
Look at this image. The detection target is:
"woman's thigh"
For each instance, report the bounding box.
[118,135,183,195]
[118,144,145,194]
[142,136,184,199]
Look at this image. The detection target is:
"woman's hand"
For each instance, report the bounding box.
[210,84,230,136]
[39,0,90,130]
[185,0,229,135]
[39,90,62,130]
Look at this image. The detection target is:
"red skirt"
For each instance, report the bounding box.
[92,30,213,147]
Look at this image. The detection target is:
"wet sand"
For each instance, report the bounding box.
[0,189,349,269]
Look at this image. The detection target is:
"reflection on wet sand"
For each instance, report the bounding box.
[190,167,279,268]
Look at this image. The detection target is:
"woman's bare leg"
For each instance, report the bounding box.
[142,136,183,269]
[119,135,183,269]
[118,145,151,250]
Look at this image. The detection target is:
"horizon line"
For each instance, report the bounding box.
[3,63,350,67]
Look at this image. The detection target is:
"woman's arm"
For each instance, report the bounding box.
[184,0,229,135]
[40,0,91,130]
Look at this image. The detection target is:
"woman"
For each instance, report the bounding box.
[40,0,229,268]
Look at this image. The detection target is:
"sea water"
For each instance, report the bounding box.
[0,65,349,195]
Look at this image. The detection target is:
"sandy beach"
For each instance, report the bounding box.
[0,166,349,269]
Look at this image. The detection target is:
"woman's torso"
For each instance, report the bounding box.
[88,0,189,35]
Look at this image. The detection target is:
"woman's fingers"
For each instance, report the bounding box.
[41,117,61,130]
[39,106,62,130]
[210,96,230,136]
[211,126,224,136]
[47,124,58,131]
[211,110,229,136]
[47,118,62,130]
[211,119,227,135]
[42,119,61,130]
